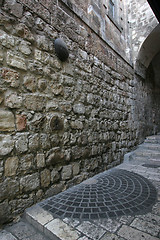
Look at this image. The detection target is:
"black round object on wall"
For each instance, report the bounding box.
[54,38,69,62]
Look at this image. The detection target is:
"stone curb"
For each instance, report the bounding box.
[25,205,80,240]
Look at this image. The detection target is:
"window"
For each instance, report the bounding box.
[109,0,115,19]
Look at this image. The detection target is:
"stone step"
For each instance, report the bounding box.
[138,143,160,151]
[129,155,160,163]
[133,150,160,158]
[145,135,160,144]
[1,219,49,240]
[25,205,81,240]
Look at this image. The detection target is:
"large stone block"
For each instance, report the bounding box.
[15,23,34,42]
[4,0,23,18]
[15,133,28,153]
[23,75,37,92]
[0,201,11,224]
[5,92,23,109]
[0,134,14,156]
[40,168,51,188]
[0,178,19,201]
[28,134,39,151]
[24,95,46,111]
[6,51,27,70]
[0,110,15,131]
[19,154,33,173]
[61,165,72,180]
[36,153,45,168]
[16,114,27,131]
[4,156,19,177]
[2,68,20,88]
[20,173,40,192]
[73,103,85,114]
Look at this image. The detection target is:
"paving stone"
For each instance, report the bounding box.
[93,218,122,233]
[6,221,37,239]
[0,230,17,240]
[130,218,160,237]
[25,205,54,232]
[152,202,160,216]
[118,225,160,240]
[139,212,160,225]
[100,232,125,240]
[76,221,106,240]
[63,217,80,228]
[45,218,80,240]
[24,232,48,240]
[119,215,134,225]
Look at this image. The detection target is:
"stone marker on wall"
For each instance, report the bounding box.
[54,38,69,62]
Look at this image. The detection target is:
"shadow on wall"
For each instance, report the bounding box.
[134,24,160,140]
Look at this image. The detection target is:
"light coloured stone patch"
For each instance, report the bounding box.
[139,212,160,225]
[36,153,45,168]
[119,215,134,225]
[0,134,14,156]
[4,156,19,176]
[76,221,106,240]
[24,94,46,111]
[0,110,15,131]
[63,218,80,228]
[40,168,51,188]
[61,165,72,180]
[73,103,85,114]
[20,173,40,192]
[2,68,20,88]
[25,205,54,232]
[152,202,160,216]
[19,41,31,55]
[45,218,80,240]
[5,92,23,109]
[0,230,17,240]
[93,218,122,233]
[15,133,28,153]
[130,218,160,237]
[118,225,160,240]
[6,51,27,70]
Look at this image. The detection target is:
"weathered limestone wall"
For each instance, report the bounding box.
[0,0,160,224]
[128,0,158,64]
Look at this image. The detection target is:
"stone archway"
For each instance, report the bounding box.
[133,24,160,140]
[135,24,160,78]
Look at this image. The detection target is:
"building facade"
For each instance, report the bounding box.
[0,0,160,224]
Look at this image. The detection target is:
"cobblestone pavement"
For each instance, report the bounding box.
[0,134,160,240]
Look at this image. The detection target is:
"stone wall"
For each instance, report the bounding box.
[0,0,160,224]
[128,0,158,64]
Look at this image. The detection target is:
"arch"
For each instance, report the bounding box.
[135,24,160,78]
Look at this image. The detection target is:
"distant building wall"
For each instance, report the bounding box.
[128,0,159,65]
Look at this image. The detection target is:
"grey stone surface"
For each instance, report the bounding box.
[130,218,160,237]
[0,135,14,156]
[76,221,106,240]
[117,225,160,240]
[45,218,80,240]
[0,230,17,240]
[1,136,160,240]
[20,173,40,192]
[0,0,160,226]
